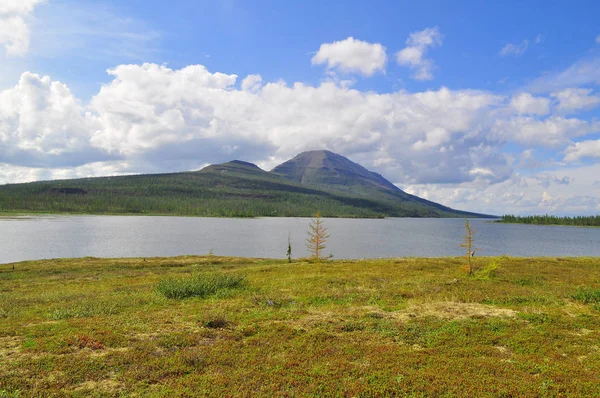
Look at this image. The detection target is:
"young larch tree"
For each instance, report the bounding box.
[306,212,329,261]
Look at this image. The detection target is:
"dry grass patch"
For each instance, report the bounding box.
[395,301,518,321]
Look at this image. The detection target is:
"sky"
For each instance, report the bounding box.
[1,0,600,215]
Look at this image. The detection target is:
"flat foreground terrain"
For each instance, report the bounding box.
[1,256,600,397]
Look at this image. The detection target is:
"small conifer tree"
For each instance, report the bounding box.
[460,219,479,275]
[286,233,292,263]
[306,212,329,261]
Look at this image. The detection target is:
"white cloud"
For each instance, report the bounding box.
[596,34,600,44]
[491,116,600,148]
[0,64,510,186]
[564,140,600,162]
[311,37,387,76]
[510,93,550,115]
[396,27,443,81]
[241,74,263,92]
[1,62,599,215]
[551,88,600,113]
[404,165,600,216]
[499,40,528,57]
[0,0,44,56]
[0,71,105,167]
[0,161,132,184]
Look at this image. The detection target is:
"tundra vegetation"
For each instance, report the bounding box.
[1,256,600,396]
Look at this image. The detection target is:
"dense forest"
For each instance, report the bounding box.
[500,214,600,227]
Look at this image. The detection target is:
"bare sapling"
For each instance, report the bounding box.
[460,219,480,275]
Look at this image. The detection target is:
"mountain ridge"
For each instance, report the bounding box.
[0,150,494,218]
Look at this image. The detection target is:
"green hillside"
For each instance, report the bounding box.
[0,151,492,218]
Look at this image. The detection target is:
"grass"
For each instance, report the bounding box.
[156,273,247,299]
[1,255,600,396]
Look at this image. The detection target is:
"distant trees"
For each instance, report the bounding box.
[306,212,329,261]
[501,214,600,227]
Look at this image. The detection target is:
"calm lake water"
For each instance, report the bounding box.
[1,215,599,264]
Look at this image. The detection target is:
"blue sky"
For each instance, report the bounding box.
[1,0,600,215]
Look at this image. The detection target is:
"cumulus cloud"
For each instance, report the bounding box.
[2,61,600,216]
[311,37,387,76]
[551,88,600,113]
[0,64,514,186]
[0,0,44,56]
[404,166,600,216]
[499,40,528,56]
[564,140,600,162]
[596,34,600,44]
[241,74,263,92]
[396,27,443,81]
[510,93,550,115]
[491,117,600,148]
[0,71,109,167]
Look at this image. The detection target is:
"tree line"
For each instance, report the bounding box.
[500,214,600,227]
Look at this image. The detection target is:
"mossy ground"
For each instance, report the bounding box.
[1,256,600,397]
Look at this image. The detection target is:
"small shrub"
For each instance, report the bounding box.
[156,273,247,299]
[473,259,500,280]
[572,287,600,304]
[203,317,229,329]
[68,335,105,350]
[341,322,366,332]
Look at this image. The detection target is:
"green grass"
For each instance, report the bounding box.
[2,256,600,396]
[156,273,247,299]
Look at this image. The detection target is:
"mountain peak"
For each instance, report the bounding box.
[270,150,400,192]
[201,160,265,175]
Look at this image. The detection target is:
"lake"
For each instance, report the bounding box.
[1,215,599,264]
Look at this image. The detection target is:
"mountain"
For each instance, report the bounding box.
[272,150,399,192]
[271,150,488,218]
[0,151,493,218]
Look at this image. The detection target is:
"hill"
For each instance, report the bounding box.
[0,150,493,218]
